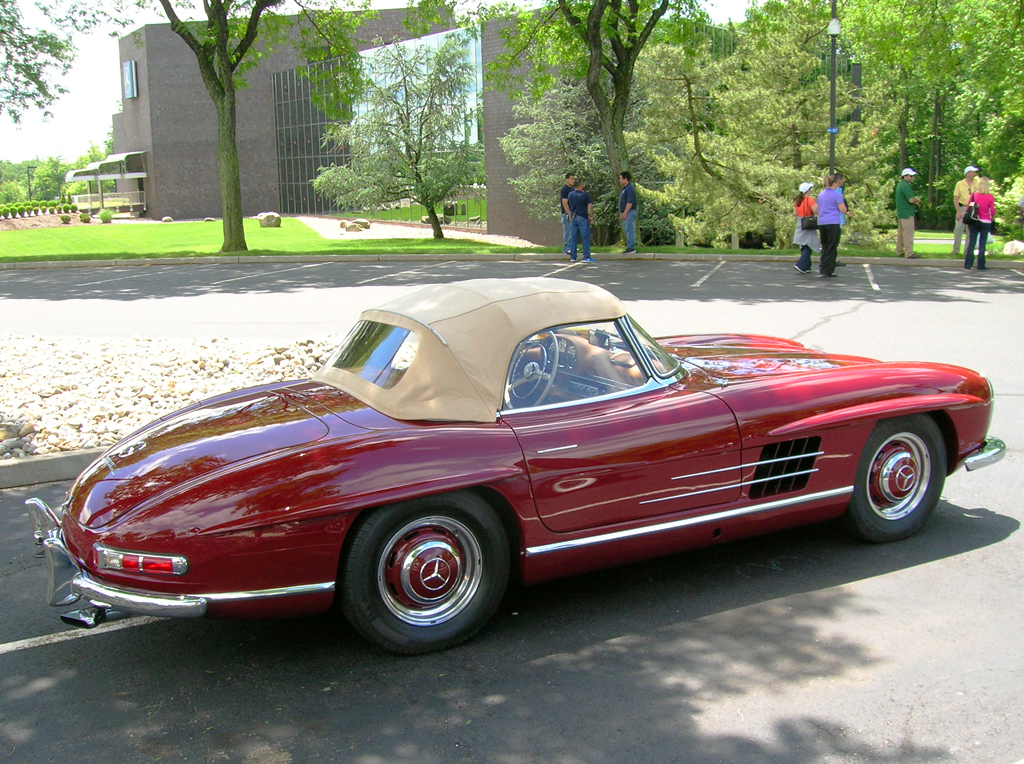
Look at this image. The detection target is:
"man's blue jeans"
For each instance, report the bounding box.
[622,209,637,250]
[561,213,572,253]
[570,216,591,260]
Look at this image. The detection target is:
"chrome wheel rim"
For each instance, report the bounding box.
[377,516,483,626]
[866,433,931,521]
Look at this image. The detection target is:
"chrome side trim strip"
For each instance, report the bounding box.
[203,581,336,603]
[670,451,825,482]
[642,468,819,505]
[746,451,825,468]
[964,437,1006,472]
[537,444,579,454]
[671,463,744,481]
[526,486,854,556]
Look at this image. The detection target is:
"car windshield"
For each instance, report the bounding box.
[627,317,683,377]
[324,321,419,390]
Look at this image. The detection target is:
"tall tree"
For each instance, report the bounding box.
[148,0,368,252]
[499,80,612,221]
[843,0,963,211]
[153,0,286,252]
[0,0,101,122]
[633,0,889,246]
[955,0,1024,183]
[314,34,483,239]
[487,0,701,184]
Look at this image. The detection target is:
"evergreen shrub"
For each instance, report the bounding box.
[98,209,114,223]
[60,214,72,224]
[79,212,91,223]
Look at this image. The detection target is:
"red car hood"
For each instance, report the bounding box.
[69,383,337,528]
[659,334,878,384]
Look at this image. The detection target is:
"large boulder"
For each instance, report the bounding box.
[257,212,282,228]
[1003,240,1024,256]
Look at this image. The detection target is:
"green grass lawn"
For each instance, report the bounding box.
[2,217,1020,263]
[0,218,535,262]
[348,198,488,226]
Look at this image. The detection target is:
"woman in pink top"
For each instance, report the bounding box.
[965,177,996,270]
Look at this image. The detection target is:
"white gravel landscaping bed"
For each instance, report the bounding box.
[0,333,340,460]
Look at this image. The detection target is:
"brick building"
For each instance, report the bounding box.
[104,13,560,246]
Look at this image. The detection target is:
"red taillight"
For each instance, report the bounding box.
[94,544,188,576]
[141,557,175,574]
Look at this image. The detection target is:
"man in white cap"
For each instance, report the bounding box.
[952,165,979,256]
[895,168,921,258]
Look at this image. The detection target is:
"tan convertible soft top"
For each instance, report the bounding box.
[313,278,627,422]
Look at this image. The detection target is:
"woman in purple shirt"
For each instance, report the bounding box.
[816,174,848,278]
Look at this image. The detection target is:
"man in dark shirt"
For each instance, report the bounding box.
[567,179,596,263]
[618,171,638,254]
[560,173,575,255]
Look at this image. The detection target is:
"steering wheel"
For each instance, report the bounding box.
[507,331,560,408]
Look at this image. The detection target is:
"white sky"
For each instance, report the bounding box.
[0,0,753,164]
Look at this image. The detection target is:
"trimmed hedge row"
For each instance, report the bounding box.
[0,202,79,219]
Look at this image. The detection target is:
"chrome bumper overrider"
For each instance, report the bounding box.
[964,437,1006,472]
[26,498,334,628]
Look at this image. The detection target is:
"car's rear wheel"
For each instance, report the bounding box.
[844,415,946,542]
[340,491,509,654]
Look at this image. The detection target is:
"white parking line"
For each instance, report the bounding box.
[692,260,725,288]
[548,261,580,276]
[0,616,160,657]
[208,261,327,286]
[355,261,454,285]
[74,266,184,288]
[863,264,881,291]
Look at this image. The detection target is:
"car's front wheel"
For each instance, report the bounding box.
[340,491,510,654]
[844,414,946,542]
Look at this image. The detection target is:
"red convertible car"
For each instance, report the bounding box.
[28,278,1004,653]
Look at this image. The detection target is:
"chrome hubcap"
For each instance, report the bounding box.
[377,516,482,626]
[867,433,931,520]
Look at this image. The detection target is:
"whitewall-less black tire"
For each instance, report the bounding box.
[340,491,510,654]
[844,415,946,543]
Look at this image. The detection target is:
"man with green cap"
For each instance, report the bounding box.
[895,168,921,259]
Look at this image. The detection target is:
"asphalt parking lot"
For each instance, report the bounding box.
[2,257,1023,764]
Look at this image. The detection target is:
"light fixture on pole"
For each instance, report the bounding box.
[828,4,840,175]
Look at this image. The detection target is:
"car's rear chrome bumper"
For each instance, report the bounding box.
[964,437,1006,472]
[26,498,334,627]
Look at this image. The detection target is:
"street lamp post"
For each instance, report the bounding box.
[828,2,840,174]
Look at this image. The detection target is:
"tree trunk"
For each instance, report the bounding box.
[897,97,910,172]
[214,82,248,253]
[425,206,444,238]
[927,89,942,206]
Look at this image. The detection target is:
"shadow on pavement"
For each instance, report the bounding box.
[1,478,1016,763]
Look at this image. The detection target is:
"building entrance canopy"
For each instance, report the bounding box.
[64,151,148,183]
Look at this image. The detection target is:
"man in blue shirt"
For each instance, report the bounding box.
[567,179,596,262]
[560,173,575,255]
[618,171,638,254]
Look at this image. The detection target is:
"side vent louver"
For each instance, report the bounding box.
[749,437,822,499]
